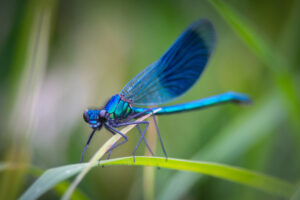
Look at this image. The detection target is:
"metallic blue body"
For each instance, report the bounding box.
[86,19,250,124]
[85,110,101,128]
[105,94,121,114]
[132,92,250,115]
[104,94,132,119]
[82,19,251,162]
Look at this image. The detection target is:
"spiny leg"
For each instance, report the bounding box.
[105,129,116,160]
[97,125,126,164]
[115,121,154,155]
[123,110,168,160]
[137,124,154,156]
[97,129,116,166]
[100,122,152,161]
[116,107,154,155]
[151,111,168,160]
[98,140,117,167]
[105,124,129,160]
[122,108,153,123]
[80,129,96,162]
[106,141,117,161]
[133,122,150,162]
[115,120,153,161]
[101,122,153,162]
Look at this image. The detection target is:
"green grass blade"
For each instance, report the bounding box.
[19,164,88,200]
[207,0,300,124]
[291,186,300,200]
[62,110,161,200]
[18,157,295,200]
[105,157,295,198]
[19,93,288,200]
[208,0,286,74]
[54,182,89,200]
[0,163,88,200]
[158,93,285,200]
[0,2,55,199]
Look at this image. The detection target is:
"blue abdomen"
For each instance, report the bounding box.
[105,94,132,119]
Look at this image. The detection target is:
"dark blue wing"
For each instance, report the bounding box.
[120,19,216,106]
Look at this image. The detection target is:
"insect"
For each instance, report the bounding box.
[82,19,250,162]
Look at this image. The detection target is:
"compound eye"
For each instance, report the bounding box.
[83,110,89,123]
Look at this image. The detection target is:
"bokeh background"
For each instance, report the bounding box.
[0,0,299,199]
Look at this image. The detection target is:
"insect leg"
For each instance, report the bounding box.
[151,111,168,160]
[134,123,150,162]
[80,129,96,162]
[120,110,168,160]
[115,121,152,162]
[105,124,129,160]
[114,120,154,155]
[137,124,154,156]
[122,108,153,123]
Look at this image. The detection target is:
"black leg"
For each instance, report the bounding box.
[133,122,149,162]
[80,129,97,162]
[105,128,116,159]
[106,141,117,160]
[137,124,154,156]
[119,110,168,160]
[115,121,154,156]
[117,121,153,162]
[97,128,119,161]
[122,108,152,123]
[151,112,168,160]
[98,140,117,167]
[105,124,129,160]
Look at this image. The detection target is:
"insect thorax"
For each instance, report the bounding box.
[105,94,132,120]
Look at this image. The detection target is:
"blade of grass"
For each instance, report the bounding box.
[53,180,89,200]
[0,2,55,199]
[207,0,300,129]
[291,186,300,200]
[20,109,159,200]
[19,164,88,200]
[0,163,88,200]
[158,92,285,200]
[143,117,157,200]
[104,157,295,198]
[61,109,161,200]
[20,92,285,200]
[19,156,296,200]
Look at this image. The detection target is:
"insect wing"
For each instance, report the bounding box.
[121,19,216,106]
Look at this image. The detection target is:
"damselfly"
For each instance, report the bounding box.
[82,19,250,162]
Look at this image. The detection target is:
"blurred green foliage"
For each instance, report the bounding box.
[0,0,299,199]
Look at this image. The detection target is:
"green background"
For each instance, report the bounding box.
[0,0,299,199]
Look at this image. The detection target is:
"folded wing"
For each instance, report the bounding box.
[121,19,216,106]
